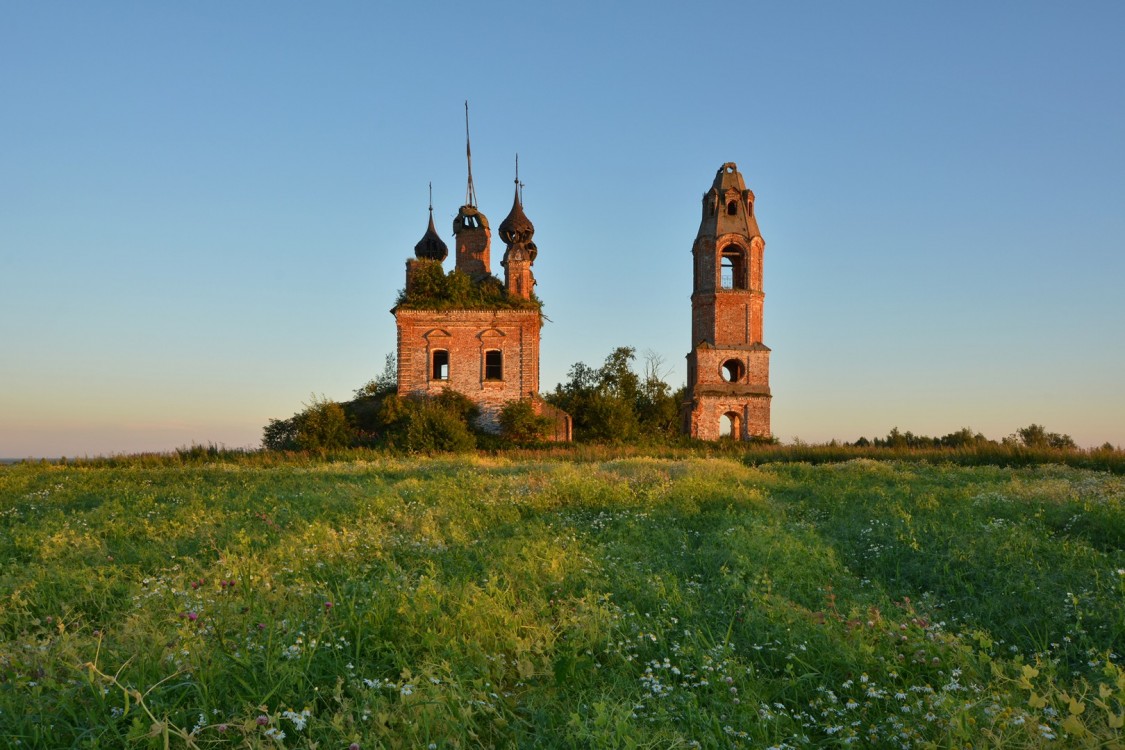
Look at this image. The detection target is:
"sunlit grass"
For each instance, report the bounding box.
[1,456,1122,747]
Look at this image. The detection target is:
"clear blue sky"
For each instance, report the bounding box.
[3,2,1123,456]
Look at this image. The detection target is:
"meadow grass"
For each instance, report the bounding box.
[1,455,1123,748]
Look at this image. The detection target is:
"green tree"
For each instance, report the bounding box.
[939,427,992,448]
[262,416,299,451]
[636,350,682,438]
[354,352,397,398]
[1016,424,1077,450]
[548,347,658,442]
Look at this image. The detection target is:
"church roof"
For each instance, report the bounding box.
[498,186,535,248]
[414,208,448,261]
[698,162,762,240]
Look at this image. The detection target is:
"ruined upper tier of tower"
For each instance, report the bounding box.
[697,162,761,252]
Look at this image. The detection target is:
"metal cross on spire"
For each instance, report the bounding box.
[464,101,477,207]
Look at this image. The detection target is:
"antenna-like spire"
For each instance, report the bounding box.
[514,153,521,205]
[464,101,477,207]
[428,181,433,213]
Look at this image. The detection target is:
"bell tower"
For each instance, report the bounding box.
[684,162,771,440]
[453,102,491,281]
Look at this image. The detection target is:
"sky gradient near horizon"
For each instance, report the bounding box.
[3,2,1124,457]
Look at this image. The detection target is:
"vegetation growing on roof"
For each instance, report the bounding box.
[394,260,541,312]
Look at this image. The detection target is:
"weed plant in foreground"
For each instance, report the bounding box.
[0,457,1123,747]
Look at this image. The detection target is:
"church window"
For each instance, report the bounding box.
[432,350,449,380]
[726,200,738,215]
[721,359,745,383]
[484,350,503,381]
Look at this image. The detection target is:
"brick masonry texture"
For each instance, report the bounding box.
[395,308,541,432]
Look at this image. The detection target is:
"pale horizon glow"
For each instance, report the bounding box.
[2,3,1124,457]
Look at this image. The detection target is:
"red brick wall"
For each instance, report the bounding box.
[685,394,771,440]
[394,308,541,431]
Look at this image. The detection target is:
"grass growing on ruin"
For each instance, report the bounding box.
[1,456,1123,748]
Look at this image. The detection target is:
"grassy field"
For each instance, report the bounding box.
[1,455,1123,748]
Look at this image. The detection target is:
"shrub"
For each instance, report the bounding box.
[395,261,541,311]
[262,395,355,452]
[499,400,553,446]
[378,393,478,453]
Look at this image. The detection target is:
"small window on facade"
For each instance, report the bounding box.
[484,350,503,381]
[432,350,449,380]
[747,199,753,215]
[726,200,738,215]
[721,359,745,383]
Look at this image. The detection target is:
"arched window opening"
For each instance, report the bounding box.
[726,200,738,216]
[720,412,741,439]
[432,350,449,381]
[721,359,745,383]
[747,199,753,215]
[720,246,747,290]
[484,350,503,381]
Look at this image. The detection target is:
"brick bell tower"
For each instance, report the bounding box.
[683,162,771,440]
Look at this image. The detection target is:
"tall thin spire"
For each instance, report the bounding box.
[464,101,477,208]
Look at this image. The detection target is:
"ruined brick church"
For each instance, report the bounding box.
[392,126,571,440]
[392,119,769,443]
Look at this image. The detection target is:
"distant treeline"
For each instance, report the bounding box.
[852,424,1081,451]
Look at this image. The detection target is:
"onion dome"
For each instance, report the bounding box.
[498,186,537,262]
[499,186,534,244]
[414,207,448,261]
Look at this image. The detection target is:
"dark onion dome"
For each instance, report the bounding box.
[498,187,536,261]
[414,209,448,261]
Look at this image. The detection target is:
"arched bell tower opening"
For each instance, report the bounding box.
[683,162,772,441]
